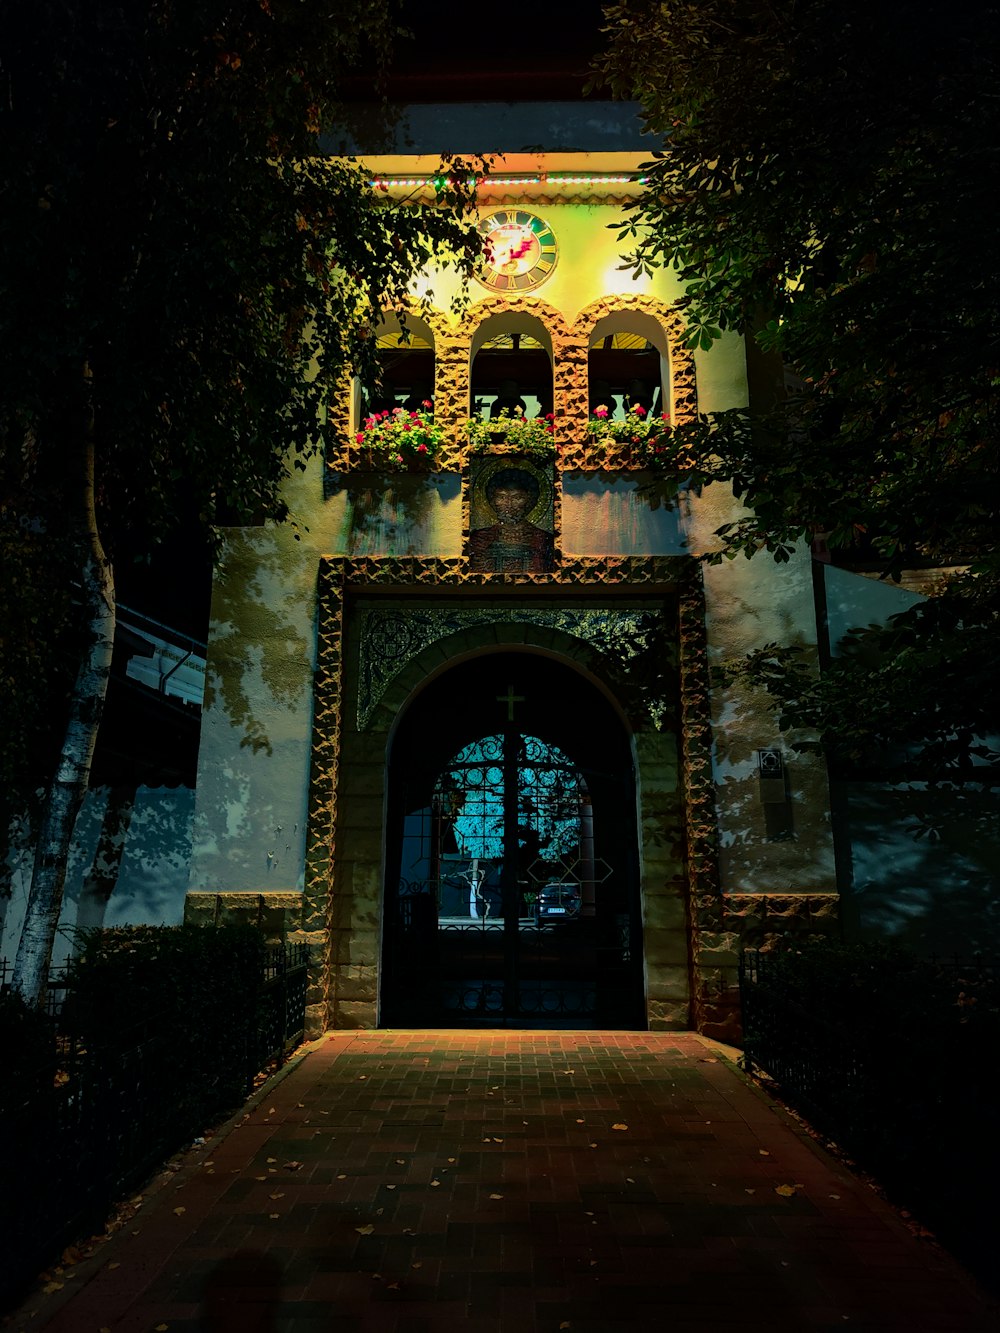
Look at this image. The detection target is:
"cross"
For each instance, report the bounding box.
[497,684,525,722]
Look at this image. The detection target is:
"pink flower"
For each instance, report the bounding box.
[594,405,609,419]
[355,432,365,443]
[422,399,433,409]
[661,413,671,422]
[633,404,647,417]
[403,423,411,431]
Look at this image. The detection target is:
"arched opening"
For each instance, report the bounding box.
[588,312,672,421]
[360,311,436,420]
[470,313,554,420]
[381,651,645,1028]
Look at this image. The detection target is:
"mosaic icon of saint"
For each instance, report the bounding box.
[469,466,555,574]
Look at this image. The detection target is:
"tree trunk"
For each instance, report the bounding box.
[12,371,115,1004]
[74,784,137,934]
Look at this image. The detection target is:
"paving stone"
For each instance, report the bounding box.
[20,1032,998,1332]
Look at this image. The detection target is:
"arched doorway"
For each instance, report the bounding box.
[381,652,645,1028]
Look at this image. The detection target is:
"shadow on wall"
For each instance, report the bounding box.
[1,786,194,967]
[845,783,1000,957]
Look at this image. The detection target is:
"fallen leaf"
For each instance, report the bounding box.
[255,1175,267,1181]
[387,1280,401,1290]
[611,1123,628,1132]
[172,1207,186,1216]
[358,1075,367,1080]
[269,1213,279,1219]
[337,1174,347,1180]
[775,1184,802,1198]
[560,1323,571,1329]
[61,1246,82,1265]
[745,1188,756,1195]
[493,1137,504,1143]
[430,1180,441,1187]
[386,1184,397,1190]
[447,1157,456,1163]
[156,1325,169,1331]
[575,1118,585,1124]
[396,1159,406,1165]
[284,1160,303,1171]
[758,1149,770,1157]
[489,1193,503,1200]
[42,1282,64,1294]
[356,1224,375,1235]
[266,1157,277,1164]
[268,1107,276,1114]
[829,1193,841,1199]
[269,1192,285,1200]
[589,1142,598,1148]
[411,1261,422,1269]
[108,1262,121,1270]
[625,1177,635,1184]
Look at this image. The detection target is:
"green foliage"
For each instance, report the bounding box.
[596,0,1000,771]
[0,1,482,847]
[63,924,269,1110]
[466,409,557,457]
[356,405,444,467]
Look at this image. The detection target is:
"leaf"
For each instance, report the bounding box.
[269,1192,285,1200]
[489,1193,503,1199]
[430,1179,441,1187]
[355,1224,375,1235]
[775,1184,803,1197]
[283,1160,303,1170]
[611,1123,628,1131]
[172,1207,186,1216]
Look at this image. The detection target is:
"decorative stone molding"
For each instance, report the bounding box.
[325,292,695,476]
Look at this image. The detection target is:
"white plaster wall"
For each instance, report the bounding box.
[188,191,836,901]
[2,786,194,968]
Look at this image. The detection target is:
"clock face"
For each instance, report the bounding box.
[475,209,558,292]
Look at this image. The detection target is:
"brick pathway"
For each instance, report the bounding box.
[20,1032,995,1332]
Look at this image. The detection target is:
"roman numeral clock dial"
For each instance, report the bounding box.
[475,209,558,292]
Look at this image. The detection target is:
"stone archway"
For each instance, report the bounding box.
[319,589,695,1032]
[381,651,644,1028]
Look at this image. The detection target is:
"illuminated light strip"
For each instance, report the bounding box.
[370,174,649,189]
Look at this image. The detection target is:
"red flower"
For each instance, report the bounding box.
[422,399,433,409]
[633,404,647,417]
[355,432,365,443]
[545,412,555,421]
[417,443,428,454]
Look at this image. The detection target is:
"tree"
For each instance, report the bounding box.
[1,0,483,1001]
[594,0,1000,779]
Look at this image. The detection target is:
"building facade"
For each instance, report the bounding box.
[183,143,843,1039]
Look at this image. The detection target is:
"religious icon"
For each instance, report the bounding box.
[469,457,556,573]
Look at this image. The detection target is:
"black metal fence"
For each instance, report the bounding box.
[0,941,308,1310]
[739,947,999,1290]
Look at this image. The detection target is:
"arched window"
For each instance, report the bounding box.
[588,312,673,422]
[470,313,553,421]
[360,312,436,422]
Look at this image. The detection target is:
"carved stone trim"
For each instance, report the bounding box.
[325,291,696,475]
[357,604,675,731]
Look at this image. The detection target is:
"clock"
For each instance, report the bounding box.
[475,209,558,292]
